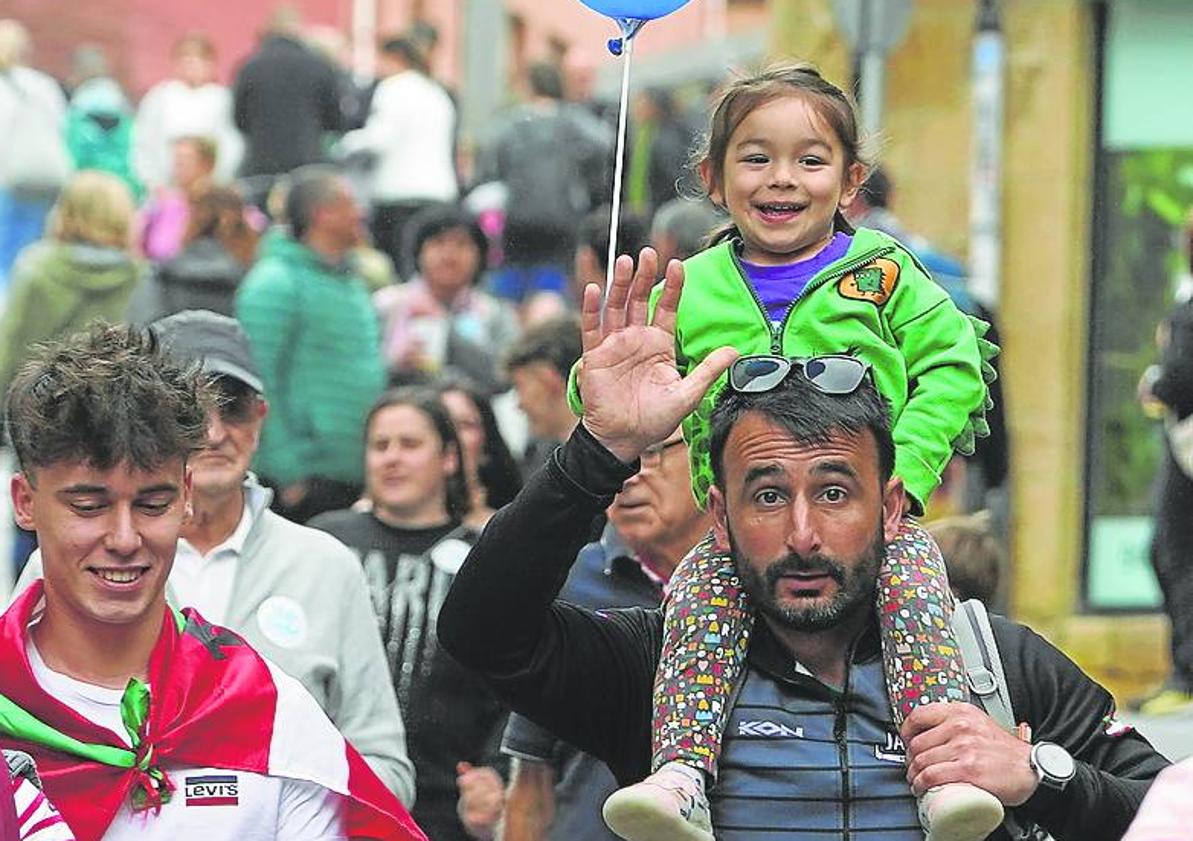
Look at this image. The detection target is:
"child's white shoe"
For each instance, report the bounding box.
[919,782,1005,841]
[602,761,714,841]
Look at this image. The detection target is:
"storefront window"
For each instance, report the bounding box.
[1085,0,1193,609]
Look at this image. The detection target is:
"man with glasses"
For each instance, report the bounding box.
[16,310,415,806]
[472,427,710,841]
[441,259,1168,840]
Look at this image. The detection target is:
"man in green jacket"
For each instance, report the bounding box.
[236,167,386,522]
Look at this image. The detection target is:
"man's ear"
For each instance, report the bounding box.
[250,398,269,448]
[709,484,730,551]
[443,442,461,479]
[11,473,36,532]
[881,475,907,544]
[545,365,568,397]
[182,464,195,522]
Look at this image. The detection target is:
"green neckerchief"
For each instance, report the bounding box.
[0,605,188,808]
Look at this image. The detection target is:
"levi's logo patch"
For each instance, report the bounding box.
[838,258,900,305]
[185,774,239,807]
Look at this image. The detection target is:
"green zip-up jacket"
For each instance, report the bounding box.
[236,232,385,486]
[570,227,997,509]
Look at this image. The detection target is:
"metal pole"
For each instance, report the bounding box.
[705,0,728,42]
[352,0,377,81]
[970,0,1004,307]
[855,0,886,138]
[858,49,886,138]
[459,0,507,148]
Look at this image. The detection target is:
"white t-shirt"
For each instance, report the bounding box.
[171,484,268,624]
[27,642,345,841]
[132,79,243,188]
[339,70,458,203]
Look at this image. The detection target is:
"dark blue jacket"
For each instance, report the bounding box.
[441,426,1169,841]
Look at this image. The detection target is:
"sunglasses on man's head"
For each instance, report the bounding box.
[728,354,870,396]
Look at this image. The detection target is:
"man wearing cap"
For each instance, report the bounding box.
[17,310,415,806]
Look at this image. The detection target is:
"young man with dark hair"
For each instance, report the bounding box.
[440,255,1169,841]
[0,324,422,841]
[504,315,584,475]
[15,310,417,804]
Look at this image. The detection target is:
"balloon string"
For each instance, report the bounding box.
[605,36,634,296]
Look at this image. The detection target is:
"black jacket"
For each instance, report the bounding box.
[232,35,343,176]
[126,238,244,324]
[440,425,1170,841]
[1154,297,1193,421]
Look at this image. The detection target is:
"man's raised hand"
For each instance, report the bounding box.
[578,248,738,462]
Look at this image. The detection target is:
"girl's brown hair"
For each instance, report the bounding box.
[695,62,870,247]
[185,186,259,266]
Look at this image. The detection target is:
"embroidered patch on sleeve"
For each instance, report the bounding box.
[838,258,900,305]
[1102,712,1135,738]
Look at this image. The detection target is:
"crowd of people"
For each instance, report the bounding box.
[0,7,1186,841]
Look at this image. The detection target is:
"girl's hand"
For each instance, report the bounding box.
[578,247,738,463]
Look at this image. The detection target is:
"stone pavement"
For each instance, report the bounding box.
[1122,709,1193,761]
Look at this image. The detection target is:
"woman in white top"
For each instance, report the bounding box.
[133,34,242,190]
[0,20,69,290]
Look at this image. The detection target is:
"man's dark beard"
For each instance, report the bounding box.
[731,525,886,631]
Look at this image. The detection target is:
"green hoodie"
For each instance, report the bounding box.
[236,233,385,486]
[569,227,997,509]
[0,241,143,392]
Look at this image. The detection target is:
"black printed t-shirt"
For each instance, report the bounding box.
[309,509,508,841]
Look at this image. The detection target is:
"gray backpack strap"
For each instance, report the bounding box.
[951,601,1046,841]
[952,599,1015,731]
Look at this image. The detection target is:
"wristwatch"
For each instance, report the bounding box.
[1029,741,1076,791]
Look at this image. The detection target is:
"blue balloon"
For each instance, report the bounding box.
[578,0,692,22]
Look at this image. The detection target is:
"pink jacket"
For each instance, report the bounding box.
[1122,759,1193,840]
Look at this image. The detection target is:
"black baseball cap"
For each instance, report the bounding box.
[150,310,264,395]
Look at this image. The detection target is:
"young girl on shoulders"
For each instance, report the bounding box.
[583,63,1000,841]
